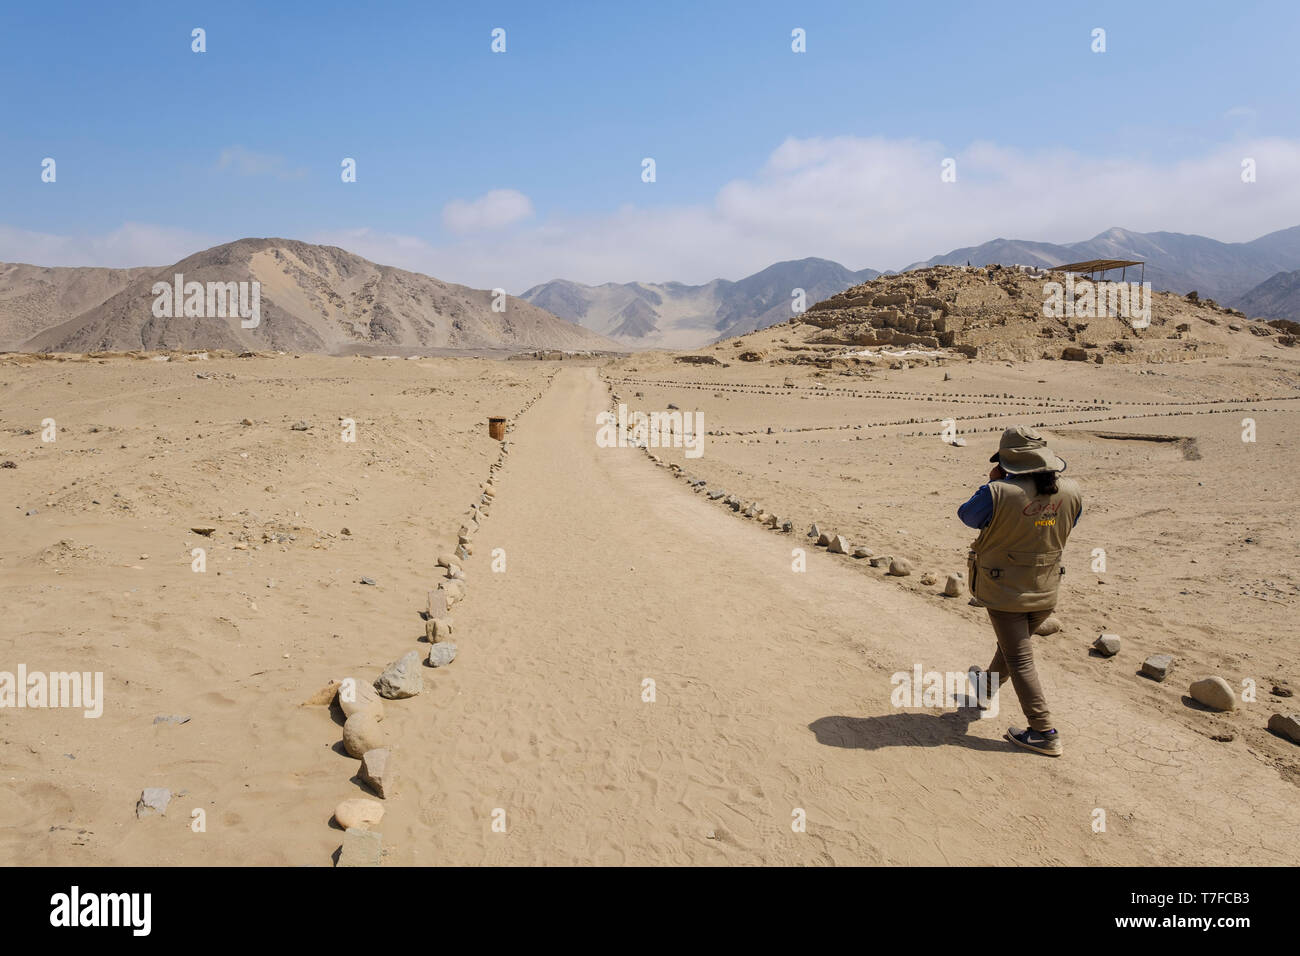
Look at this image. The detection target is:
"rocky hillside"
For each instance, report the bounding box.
[8,239,617,354]
[1234,269,1300,321]
[683,264,1296,368]
[0,263,152,349]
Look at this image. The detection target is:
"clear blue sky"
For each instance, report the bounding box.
[2,0,1297,284]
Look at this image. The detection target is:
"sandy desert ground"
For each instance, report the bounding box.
[1,348,1297,865]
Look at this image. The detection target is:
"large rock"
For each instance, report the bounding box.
[334,797,385,830]
[343,711,386,758]
[887,558,913,577]
[1189,676,1237,712]
[336,829,382,867]
[338,679,384,720]
[1141,654,1174,682]
[1093,634,1121,657]
[816,532,832,547]
[360,749,393,798]
[374,651,424,699]
[942,573,964,597]
[828,535,849,554]
[426,617,454,643]
[1268,713,1300,744]
[427,642,458,667]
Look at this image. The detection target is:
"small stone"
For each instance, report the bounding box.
[808,523,821,539]
[781,520,793,533]
[190,526,216,536]
[887,558,913,576]
[152,714,191,725]
[1141,654,1174,682]
[1267,713,1300,744]
[302,679,342,706]
[338,679,384,719]
[816,532,832,546]
[427,642,457,667]
[869,555,892,568]
[1093,634,1121,657]
[437,553,460,573]
[852,547,872,559]
[942,573,964,597]
[707,490,725,500]
[1190,676,1237,712]
[360,749,393,798]
[1272,684,1293,698]
[424,616,453,642]
[920,572,937,586]
[241,418,253,426]
[334,797,384,830]
[135,788,171,818]
[343,711,386,758]
[359,576,376,586]
[1034,616,1061,636]
[336,829,382,867]
[374,650,423,699]
[828,535,849,554]
[291,420,309,431]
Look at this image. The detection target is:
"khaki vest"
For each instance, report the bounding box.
[968,475,1082,612]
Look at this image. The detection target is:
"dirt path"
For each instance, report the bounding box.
[382,366,1298,865]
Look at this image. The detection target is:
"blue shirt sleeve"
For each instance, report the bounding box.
[958,484,994,529]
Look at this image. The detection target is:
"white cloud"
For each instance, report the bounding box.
[0,222,219,268]
[7,136,1300,290]
[322,135,1300,290]
[441,189,534,234]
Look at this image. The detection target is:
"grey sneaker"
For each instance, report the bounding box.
[1006,726,1062,757]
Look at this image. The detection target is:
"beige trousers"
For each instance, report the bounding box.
[985,608,1055,733]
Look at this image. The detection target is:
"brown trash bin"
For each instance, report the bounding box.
[488,417,507,440]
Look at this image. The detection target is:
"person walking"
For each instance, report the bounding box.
[959,426,1082,756]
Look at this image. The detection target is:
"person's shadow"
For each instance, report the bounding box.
[809,705,1012,753]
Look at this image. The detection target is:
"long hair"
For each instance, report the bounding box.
[1031,470,1059,496]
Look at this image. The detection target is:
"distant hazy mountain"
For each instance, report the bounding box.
[521,257,880,350]
[6,239,617,354]
[904,226,1300,304]
[1233,269,1300,321]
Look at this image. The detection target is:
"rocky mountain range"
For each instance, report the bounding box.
[2,239,617,354]
[523,226,1300,349]
[522,258,879,350]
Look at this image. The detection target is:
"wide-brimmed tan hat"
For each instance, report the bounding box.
[989,425,1066,474]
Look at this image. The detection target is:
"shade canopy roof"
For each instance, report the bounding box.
[1052,258,1144,273]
